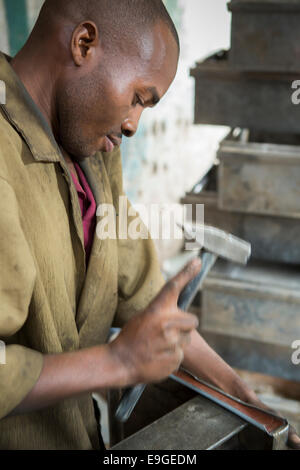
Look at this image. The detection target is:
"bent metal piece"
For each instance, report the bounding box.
[171,369,289,450]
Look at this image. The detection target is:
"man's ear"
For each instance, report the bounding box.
[71,21,99,66]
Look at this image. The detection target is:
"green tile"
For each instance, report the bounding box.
[4,0,29,56]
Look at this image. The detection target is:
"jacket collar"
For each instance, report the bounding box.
[0,52,61,163]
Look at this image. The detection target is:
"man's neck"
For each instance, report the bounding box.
[11,49,79,180]
[11,46,60,140]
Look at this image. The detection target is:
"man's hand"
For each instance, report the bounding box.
[108,258,201,385]
[287,425,300,450]
[243,392,300,450]
[181,329,300,450]
[9,258,201,417]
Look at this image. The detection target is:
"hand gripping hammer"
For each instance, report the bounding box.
[112,224,251,423]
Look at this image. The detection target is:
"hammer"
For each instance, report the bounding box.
[113,224,251,422]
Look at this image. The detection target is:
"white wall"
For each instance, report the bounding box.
[122,0,231,207]
[26,0,43,29]
[0,0,10,53]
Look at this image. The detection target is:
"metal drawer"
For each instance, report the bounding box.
[218,131,300,218]
[228,0,300,73]
[181,166,300,264]
[201,259,300,381]
[190,54,300,133]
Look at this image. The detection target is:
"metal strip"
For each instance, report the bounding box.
[171,370,289,447]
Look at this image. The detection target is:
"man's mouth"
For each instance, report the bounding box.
[103,135,122,153]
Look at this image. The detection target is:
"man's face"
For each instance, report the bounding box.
[56,22,179,160]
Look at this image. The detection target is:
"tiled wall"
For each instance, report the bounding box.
[0,0,44,55]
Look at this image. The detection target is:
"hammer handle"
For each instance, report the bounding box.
[177,252,217,311]
[114,252,217,423]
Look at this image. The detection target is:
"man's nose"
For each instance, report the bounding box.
[121,106,144,138]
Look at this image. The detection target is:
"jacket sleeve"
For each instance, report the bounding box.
[0,177,44,419]
[103,148,166,328]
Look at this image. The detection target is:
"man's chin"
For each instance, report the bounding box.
[60,134,113,160]
[60,141,97,162]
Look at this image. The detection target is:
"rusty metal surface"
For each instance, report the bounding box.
[190,55,300,133]
[228,0,300,72]
[202,259,300,347]
[217,132,300,218]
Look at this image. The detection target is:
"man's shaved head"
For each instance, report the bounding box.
[13,0,180,160]
[39,0,180,51]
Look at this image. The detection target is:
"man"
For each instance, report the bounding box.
[0,0,298,450]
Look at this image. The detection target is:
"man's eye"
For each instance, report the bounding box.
[134,95,144,107]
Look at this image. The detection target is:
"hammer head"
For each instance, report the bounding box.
[182,223,251,265]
